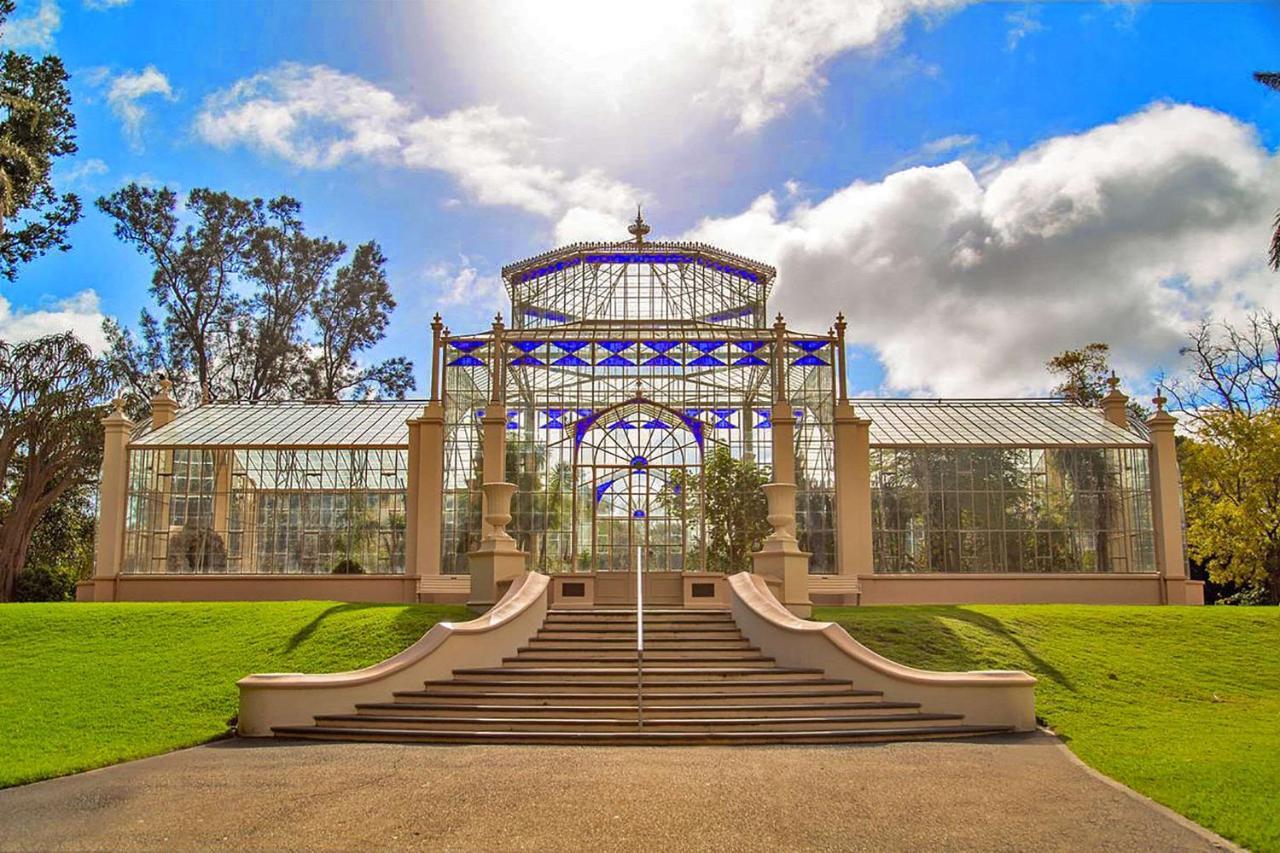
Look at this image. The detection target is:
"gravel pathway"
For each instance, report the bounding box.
[0,732,1230,851]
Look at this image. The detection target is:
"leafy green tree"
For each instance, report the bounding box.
[1180,410,1280,604]
[0,0,81,280]
[0,333,113,600]
[661,446,769,573]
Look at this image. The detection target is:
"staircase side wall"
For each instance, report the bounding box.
[729,573,1037,731]
[237,572,550,736]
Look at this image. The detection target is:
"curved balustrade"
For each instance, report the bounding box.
[728,572,1037,731]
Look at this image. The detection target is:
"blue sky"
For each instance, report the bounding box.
[5,0,1280,398]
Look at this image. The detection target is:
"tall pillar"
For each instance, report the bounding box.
[93,398,134,601]
[757,313,810,612]
[405,403,446,583]
[833,403,871,593]
[479,314,508,537]
[1100,373,1130,429]
[1147,390,1191,604]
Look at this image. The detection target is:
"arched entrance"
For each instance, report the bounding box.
[572,397,704,604]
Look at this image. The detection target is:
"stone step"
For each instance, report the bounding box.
[392,687,882,704]
[416,677,854,693]
[448,667,825,683]
[543,615,736,625]
[535,629,745,638]
[272,725,1014,746]
[527,637,752,648]
[356,700,923,718]
[315,712,965,733]
[504,652,774,664]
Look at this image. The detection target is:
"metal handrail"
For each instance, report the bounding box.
[636,545,644,729]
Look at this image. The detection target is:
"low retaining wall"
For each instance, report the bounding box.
[82,573,419,603]
[731,572,1037,731]
[236,572,550,736]
[844,573,1204,606]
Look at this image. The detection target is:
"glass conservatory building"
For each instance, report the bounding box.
[83,217,1202,606]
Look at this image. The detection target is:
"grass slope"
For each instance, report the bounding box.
[815,605,1280,853]
[0,601,469,788]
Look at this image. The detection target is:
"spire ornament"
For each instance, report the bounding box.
[627,206,650,246]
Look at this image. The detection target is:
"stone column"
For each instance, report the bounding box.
[1100,373,1130,429]
[93,398,134,601]
[752,483,812,617]
[468,482,527,609]
[832,401,871,593]
[479,315,508,538]
[405,403,446,582]
[769,314,797,537]
[1147,391,1191,604]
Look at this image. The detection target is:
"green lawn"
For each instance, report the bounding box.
[0,601,469,788]
[815,604,1280,853]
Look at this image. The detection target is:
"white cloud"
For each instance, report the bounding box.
[704,0,970,131]
[1005,8,1044,50]
[2,0,60,51]
[685,103,1280,396]
[0,290,108,352]
[196,63,643,238]
[919,133,978,156]
[443,0,970,134]
[426,259,505,310]
[102,66,175,150]
[84,0,129,9]
[59,157,108,186]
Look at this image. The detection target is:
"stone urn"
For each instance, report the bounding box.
[482,481,518,543]
[760,482,797,541]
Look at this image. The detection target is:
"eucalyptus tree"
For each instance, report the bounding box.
[0,334,113,600]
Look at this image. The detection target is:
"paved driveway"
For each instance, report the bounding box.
[0,732,1229,851]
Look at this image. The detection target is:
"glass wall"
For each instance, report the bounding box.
[123,447,408,574]
[870,447,1155,574]
[440,327,837,574]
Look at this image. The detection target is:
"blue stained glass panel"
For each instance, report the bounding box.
[688,355,725,367]
[632,510,646,518]
[595,480,615,503]
[641,418,671,429]
[552,354,590,367]
[689,340,725,353]
[449,340,485,352]
[448,355,484,367]
[735,340,767,352]
[553,340,588,352]
[733,355,768,367]
[791,340,828,352]
[600,340,634,353]
[510,356,543,366]
[511,340,542,352]
[631,455,648,468]
[794,354,828,366]
[608,419,636,430]
[599,355,635,367]
[755,409,772,429]
[642,355,679,367]
[643,340,679,352]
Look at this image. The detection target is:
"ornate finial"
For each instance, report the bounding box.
[494,311,503,324]
[1106,371,1120,392]
[1153,385,1167,411]
[431,313,443,329]
[627,205,650,246]
[835,311,846,327]
[156,376,173,400]
[111,395,125,414]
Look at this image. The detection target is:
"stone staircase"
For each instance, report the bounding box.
[271,608,1014,745]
